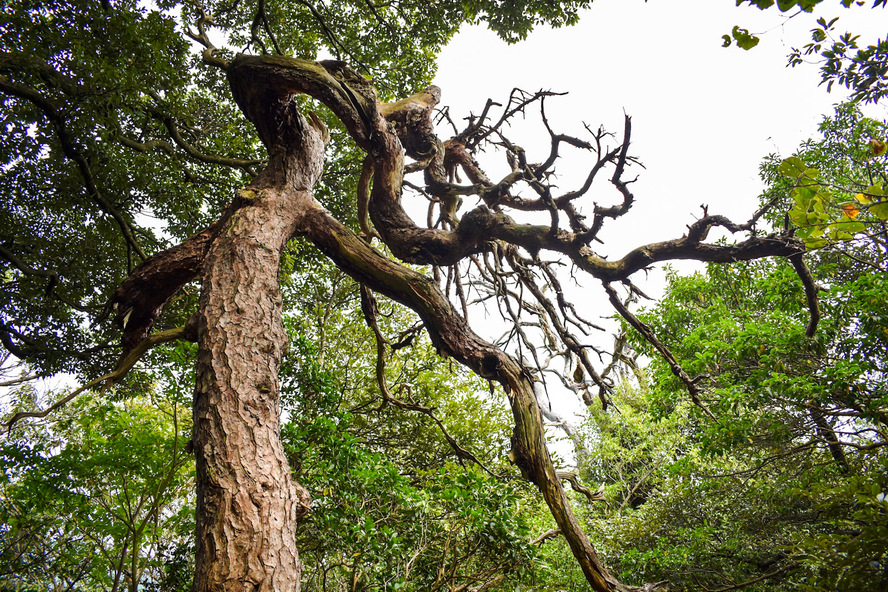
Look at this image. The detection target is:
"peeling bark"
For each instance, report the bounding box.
[191,92,323,592]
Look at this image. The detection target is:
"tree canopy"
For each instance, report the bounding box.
[729,0,888,103]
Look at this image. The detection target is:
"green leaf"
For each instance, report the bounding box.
[833,219,866,234]
[732,26,761,50]
[870,200,888,219]
[779,156,808,178]
[864,183,886,197]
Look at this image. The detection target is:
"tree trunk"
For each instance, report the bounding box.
[191,102,324,592]
[219,55,651,592]
[184,55,663,592]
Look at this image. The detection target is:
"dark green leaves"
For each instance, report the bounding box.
[736,0,823,11]
[731,0,887,102]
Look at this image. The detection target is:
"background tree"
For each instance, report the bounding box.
[727,0,888,103]
[0,373,194,592]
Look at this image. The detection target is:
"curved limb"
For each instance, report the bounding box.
[6,324,195,430]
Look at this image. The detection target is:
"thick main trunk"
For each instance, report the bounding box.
[194,199,301,592]
[192,112,325,591]
[213,56,650,592]
[193,197,299,592]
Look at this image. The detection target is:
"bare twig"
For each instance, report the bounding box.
[603,281,716,420]
[359,285,497,477]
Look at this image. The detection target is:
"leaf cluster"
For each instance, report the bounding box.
[729,0,888,103]
[279,326,548,591]
[572,104,888,590]
[0,388,195,592]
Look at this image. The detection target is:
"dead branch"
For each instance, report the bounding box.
[603,282,716,420]
[557,470,606,504]
[359,285,497,477]
[531,529,562,545]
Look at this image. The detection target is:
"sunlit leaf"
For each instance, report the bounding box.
[803,236,829,249]
[855,192,872,204]
[779,156,808,178]
[840,203,860,218]
[864,184,886,197]
[871,200,888,219]
[732,26,761,50]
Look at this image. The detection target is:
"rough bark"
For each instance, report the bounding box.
[191,96,323,592]
[110,215,230,357]
[214,53,686,592]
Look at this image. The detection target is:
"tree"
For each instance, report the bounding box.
[0,1,825,591]
[0,383,194,592]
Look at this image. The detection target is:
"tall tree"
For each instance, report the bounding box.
[1,1,822,590]
[0,386,194,592]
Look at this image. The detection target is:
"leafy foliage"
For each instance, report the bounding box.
[0,387,194,592]
[583,106,888,590]
[788,13,888,104]
[580,385,812,591]
[278,290,553,591]
[578,248,888,589]
[767,104,888,249]
[729,0,888,103]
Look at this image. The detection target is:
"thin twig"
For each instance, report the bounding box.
[603,281,717,421]
[6,326,192,429]
[359,286,497,477]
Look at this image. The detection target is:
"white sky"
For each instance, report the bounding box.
[428,0,888,438]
